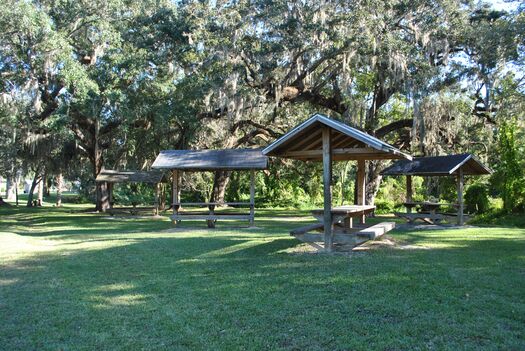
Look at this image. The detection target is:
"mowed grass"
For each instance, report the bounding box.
[0,205,524,350]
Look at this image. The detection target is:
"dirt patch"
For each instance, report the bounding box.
[282,235,404,255]
[284,234,435,254]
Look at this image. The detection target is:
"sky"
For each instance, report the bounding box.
[488,0,521,11]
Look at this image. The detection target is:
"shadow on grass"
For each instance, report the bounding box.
[1,224,524,350]
[0,206,315,240]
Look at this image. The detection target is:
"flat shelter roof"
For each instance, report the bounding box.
[381,153,492,176]
[151,148,268,171]
[96,169,166,183]
[262,113,412,161]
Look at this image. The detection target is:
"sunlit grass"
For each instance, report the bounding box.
[0,204,524,350]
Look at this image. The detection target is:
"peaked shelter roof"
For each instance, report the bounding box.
[262,113,412,161]
[152,148,268,171]
[381,153,492,176]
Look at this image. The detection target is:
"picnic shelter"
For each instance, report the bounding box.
[151,148,268,227]
[262,113,412,252]
[381,153,492,225]
[95,169,166,215]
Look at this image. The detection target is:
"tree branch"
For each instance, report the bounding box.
[374,118,413,138]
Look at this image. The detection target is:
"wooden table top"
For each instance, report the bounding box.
[311,205,376,215]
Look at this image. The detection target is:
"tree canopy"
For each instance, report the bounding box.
[0,0,523,211]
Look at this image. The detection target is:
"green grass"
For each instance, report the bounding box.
[0,205,524,350]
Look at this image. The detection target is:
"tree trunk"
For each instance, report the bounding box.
[94,155,109,212]
[37,175,44,206]
[5,175,16,200]
[93,117,109,212]
[365,161,383,206]
[43,170,50,197]
[27,172,42,207]
[96,181,110,212]
[15,181,18,206]
[210,170,231,203]
[15,170,21,206]
[56,173,63,207]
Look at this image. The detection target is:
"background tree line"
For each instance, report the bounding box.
[0,0,523,214]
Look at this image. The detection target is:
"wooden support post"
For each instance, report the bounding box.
[177,171,182,204]
[207,204,216,228]
[322,127,333,252]
[356,159,366,224]
[161,183,166,210]
[406,175,413,213]
[457,168,464,226]
[172,170,179,222]
[343,217,353,233]
[249,169,255,226]
[154,183,160,216]
[108,183,113,209]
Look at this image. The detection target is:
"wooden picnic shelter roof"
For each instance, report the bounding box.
[262,113,412,161]
[95,170,166,184]
[151,148,268,171]
[381,153,492,177]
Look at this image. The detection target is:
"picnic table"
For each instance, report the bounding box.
[398,201,453,224]
[172,201,254,228]
[310,205,376,232]
[290,205,396,247]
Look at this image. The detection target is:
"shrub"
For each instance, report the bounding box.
[465,184,490,214]
[374,198,396,214]
[491,120,525,213]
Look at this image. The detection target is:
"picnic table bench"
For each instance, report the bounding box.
[108,205,157,216]
[395,201,453,224]
[172,201,255,228]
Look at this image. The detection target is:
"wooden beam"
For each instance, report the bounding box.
[322,127,333,252]
[172,202,251,206]
[331,154,405,161]
[249,169,255,226]
[457,167,464,226]
[406,175,413,214]
[356,159,366,224]
[108,183,113,209]
[288,129,322,151]
[290,223,324,235]
[395,212,444,223]
[154,183,160,215]
[280,148,402,160]
[355,222,395,240]
[330,132,350,148]
[172,214,252,221]
[280,147,373,157]
[172,170,179,219]
[207,203,216,228]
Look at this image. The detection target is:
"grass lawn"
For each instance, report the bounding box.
[0,204,524,350]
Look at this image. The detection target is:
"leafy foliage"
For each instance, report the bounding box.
[491,120,525,212]
[465,183,490,214]
[0,0,524,210]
